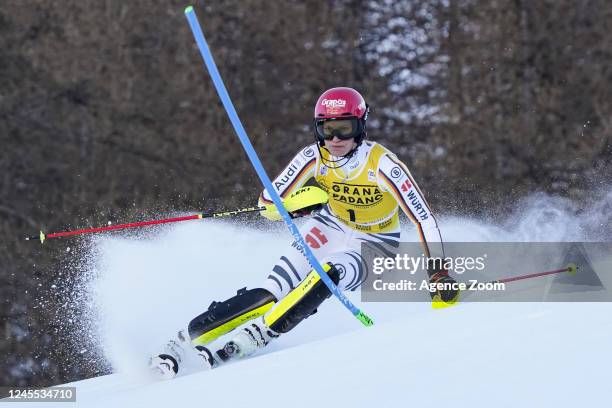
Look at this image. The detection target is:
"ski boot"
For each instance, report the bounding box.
[149,329,217,379]
[218,263,340,363]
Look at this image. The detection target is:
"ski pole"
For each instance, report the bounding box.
[25,185,327,244]
[462,263,577,287]
[492,263,577,284]
[184,6,374,327]
[25,206,264,244]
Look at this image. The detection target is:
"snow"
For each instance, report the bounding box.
[8,191,612,407]
[16,302,612,407]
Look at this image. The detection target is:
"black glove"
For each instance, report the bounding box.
[427,260,460,307]
[430,273,460,303]
[290,204,323,219]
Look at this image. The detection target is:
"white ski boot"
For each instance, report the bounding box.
[219,317,279,361]
[149,329,216,379]
[149,353,179,380]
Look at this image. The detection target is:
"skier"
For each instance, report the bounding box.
[150,87,459,378]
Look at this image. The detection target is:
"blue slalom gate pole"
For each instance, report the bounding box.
[184,6,373,326]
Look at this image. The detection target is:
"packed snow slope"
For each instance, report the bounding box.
[20,303,612,407]
[13,191,612,407]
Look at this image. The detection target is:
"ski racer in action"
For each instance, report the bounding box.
[151,87,459,378]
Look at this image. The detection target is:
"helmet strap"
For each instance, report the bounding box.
[316,138,361,170]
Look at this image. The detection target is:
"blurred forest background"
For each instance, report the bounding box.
[1,0,611,387]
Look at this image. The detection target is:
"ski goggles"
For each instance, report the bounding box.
[314,117,363,141]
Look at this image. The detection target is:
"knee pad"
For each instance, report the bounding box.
[264,263,340,334]
[188,287,277,346]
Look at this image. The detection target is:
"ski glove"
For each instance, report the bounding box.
[289,203,323,219]
[427,263,460,309]
[259,203,321,220]
[258,186,329,221]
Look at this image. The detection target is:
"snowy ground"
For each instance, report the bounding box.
[14,301,612,407]
[6,192,611,407]
[9,302,612,407]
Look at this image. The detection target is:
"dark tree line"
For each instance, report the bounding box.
[1,0,610,387]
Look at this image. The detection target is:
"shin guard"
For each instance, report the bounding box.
[188,287,277,346]
[264,263,340,334]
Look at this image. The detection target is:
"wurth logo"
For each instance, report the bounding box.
[400,180,412,192]
[321,99,347,108]
[406,190,429,220]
